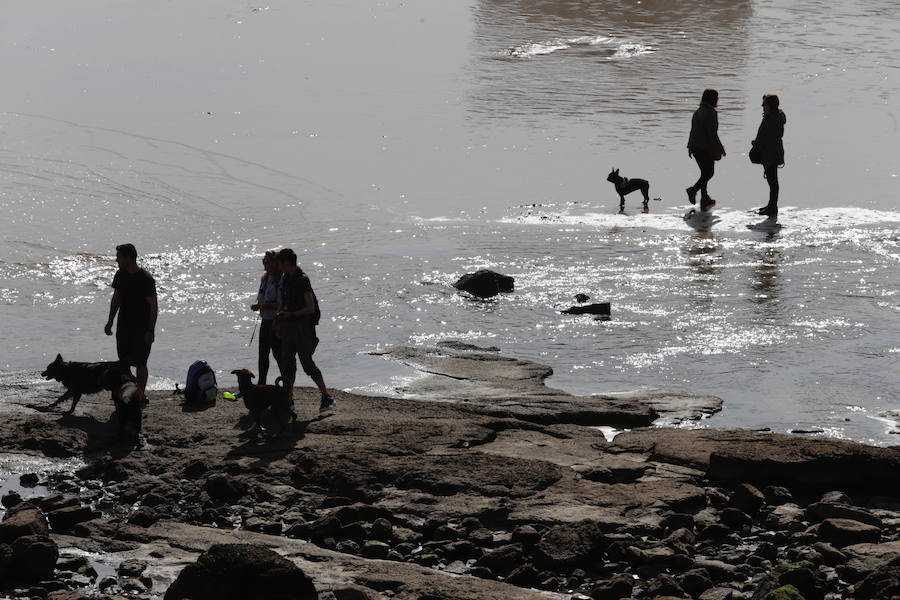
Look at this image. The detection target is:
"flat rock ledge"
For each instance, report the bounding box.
[372,342,723,427]
[1,353,899,599]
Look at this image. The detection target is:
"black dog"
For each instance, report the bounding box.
[41,354,123,414]
[606,168,650,212]
[102,367,143,446]
[230,369,295,437]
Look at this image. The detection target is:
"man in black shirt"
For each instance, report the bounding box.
[275,248,334,412]
[104,243,158,394]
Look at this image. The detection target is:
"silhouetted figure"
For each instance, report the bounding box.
[250,250,282,385]
[104,243,157,394]
[752,94,786,218]
[275,248,334,413]
[686,89,726,211]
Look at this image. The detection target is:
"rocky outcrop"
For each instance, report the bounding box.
[561,302,610,316]
[453,269,515,298]
[164,543,317,600]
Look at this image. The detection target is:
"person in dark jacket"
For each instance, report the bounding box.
[275,248,334,413]
[686,89,726,211]
[753,94,786,218]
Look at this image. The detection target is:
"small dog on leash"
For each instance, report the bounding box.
[606,168,651,213]
[102,366,143,446]
[41,354,123,414]
[230,369,295,437]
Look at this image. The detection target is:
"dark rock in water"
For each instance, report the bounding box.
[19,473,39,488]
[203,473,248,503]
[453,269,515,299]
[1,491,22,509]
[574,293,590,303]
[561,302,611,316]
[11,534,58,583]
[0,504,50,543]
[532,522,605,570]
[818,518,880,547]
[164,543,317,600]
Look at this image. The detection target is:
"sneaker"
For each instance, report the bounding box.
[700,197,716,212]
[686,187,697,205]
[319,394,336,413]
[756,205,772,215]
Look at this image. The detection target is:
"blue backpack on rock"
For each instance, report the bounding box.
[185,360,217,405]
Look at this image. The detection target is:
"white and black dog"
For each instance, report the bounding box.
[606,168,651,212]
[102,366,143,447]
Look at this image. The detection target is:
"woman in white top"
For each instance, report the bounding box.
[250,250,282,385]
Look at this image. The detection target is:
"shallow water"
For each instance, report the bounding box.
[1,0,898,444]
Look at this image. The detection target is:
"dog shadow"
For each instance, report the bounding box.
[57,412,138,458]
[226,413,332,466]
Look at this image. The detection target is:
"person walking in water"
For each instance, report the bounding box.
[250,250,282,385]
[686,89,726,211]
[752,94,786,218]
[104,243,158,394]
[275,248,335,412]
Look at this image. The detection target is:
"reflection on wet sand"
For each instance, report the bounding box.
[469,0,752,138]
[750,247,782,309]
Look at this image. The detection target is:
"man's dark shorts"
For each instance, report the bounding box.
[117,328,152,367]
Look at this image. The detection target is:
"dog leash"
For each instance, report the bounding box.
[247,315,259,347]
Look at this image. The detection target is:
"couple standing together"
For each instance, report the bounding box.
[252,248,335,413]
[686,89,787,218]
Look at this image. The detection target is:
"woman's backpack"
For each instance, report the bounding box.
[185,360,218,404]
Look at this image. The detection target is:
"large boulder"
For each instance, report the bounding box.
[818,518,881,548]
[164,543,317,600]
[453,270,514,299]
[11,534,59,583]
[805,502,882,528]
[0,504,50,543]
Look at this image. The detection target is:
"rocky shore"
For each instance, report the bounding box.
[2,345,900,600]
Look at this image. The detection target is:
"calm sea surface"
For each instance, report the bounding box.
[1,0,899,443]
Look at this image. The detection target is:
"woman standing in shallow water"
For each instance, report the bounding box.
[753,94,786,218]
[686,88,726,212]
[251,250,282,385]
